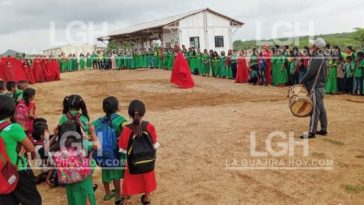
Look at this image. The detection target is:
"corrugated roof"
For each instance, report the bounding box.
[99,8,243,40]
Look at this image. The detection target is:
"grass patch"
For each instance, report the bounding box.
[344,184,364,193]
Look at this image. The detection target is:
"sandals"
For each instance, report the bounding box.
[103,189,117,201]
[141,195,151,205]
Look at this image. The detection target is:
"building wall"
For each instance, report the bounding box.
[177,11,233,53]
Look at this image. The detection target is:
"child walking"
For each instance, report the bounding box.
[92,96,127,204]
[15,88,37,138]
[119,100,159,205]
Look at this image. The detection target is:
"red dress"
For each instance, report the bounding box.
[119,123,157,195]
[170,52,195,89]
[263,49,272,84]
[32,59,46,83]
[22,63,36,84]
[235,57,249,83]
[0,62,7,81]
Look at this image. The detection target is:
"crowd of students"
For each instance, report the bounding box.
[53,43,364,95]
[0,80,159,205]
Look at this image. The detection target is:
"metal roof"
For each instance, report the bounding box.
[98,8,244,40]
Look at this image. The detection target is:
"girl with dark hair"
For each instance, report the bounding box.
[0,95,42,205]
[15,88,37,136]
[119,100,159,205]
[92,96,127,203]
[58,95,90,135]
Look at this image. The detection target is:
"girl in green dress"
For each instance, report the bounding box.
[79,54,86,70]
[86,53,92,70]
[220,51,227,78]
[167,49,175,70]
[272,50,287,86]
[190,50,198,73]
[196,50,202,75]
[92,97,127,204]
[212,52,220,78]
[201,49,210,76]
[58,95,97,205]
[72,54,78,71]
[226,50,233,79]
[326,58,338,94]
[67,54,73,72]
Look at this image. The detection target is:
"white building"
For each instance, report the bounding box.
[97,8,244,53]
[43,44,104,57]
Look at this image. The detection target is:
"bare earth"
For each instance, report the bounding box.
[33,69,364,205]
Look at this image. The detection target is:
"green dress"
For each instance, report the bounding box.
[59,111,90,136]
[226,56,233,79]
[272,55,287,85]
[167,53,174,70]
[201,54,210,76]
[92,114,127,183]
[73,58,78,71]
[65,141,96,205]
[79,58,86,70]
[190,55,198,73]
[61,59,68,72]
[212,57,220,77]
[116,55,122,69]
[196,53,202,75]
[325,60,338,94]
[67,58,74,72]
[86,56,92,69]
[219,56,227,78]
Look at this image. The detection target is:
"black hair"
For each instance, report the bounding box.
[17,80,29,90]
[128,100,146,137]
[0,80,4,91]
[32,118,48,141]
[62,95,89,120]
[357,51,364,58]
[23,88,36,106]
[6,81,16,91]
[103,96,119,119]
[346,56,353,61]
[0,95,16,120]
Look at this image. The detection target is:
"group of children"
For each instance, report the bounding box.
[0,80,159,205]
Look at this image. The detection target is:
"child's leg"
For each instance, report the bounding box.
[113,179,121,200]
[103,182,112,196]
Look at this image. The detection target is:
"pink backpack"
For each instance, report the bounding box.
[14,101,33,132]
[53,149,92,184]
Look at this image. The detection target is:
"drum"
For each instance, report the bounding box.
[288,85,313,117]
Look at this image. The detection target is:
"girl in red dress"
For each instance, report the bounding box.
[22,60,36,84]
[170,47,195,89]
[119,100,159,205]
[262,45,273,84]
[235,50,250,83]
[32,57,46,83]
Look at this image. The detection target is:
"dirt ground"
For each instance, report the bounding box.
[33,69,364,205]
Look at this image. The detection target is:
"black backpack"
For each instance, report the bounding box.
[51,113,83,152]
[127,121,156,175]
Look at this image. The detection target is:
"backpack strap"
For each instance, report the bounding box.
[0,121,11,131]
[66,112,81,126]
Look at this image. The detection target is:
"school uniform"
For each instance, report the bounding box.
[353,59,364,95]
[92,114,127,183]
[336,62,345,93]
[0,121,42,205]
[58,111,90,136]
[119,122,158,196]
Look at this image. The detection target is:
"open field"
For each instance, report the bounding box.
[33,69,364,205]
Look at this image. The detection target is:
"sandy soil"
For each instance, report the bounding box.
[33,69,364,205]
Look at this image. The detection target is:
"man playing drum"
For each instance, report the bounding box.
[300,38,328,139]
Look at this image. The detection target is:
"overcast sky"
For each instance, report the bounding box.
[0,0,363,53]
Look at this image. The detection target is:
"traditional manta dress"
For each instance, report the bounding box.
[219,56,227,78]
[235,57,249,83]
[212,57,220,77]
[86,56,92,69]
[0,62,6,81]
[190,54,198,73]
[116,55,122,70]
[79,57,86,70]
[72,58,78,71]
[67,58,74,72]
[272,55,288,86]
[7,58,28,82]
[167,52,175,70]
[326,60,338,94]
[263,49,273,84]
[47,60,60,81]
[119,123,158,196]
[201,54,210,76]
[170,52,195,89]
[32,59,47,83]
[226,56,233,79]
[196,53,202,75]
[60,58,68,72]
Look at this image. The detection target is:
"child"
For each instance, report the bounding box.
[344,56,354,94]
[248,68,259,85]
[31,118,57,185]
[336,56,345,94]
[92,96,127,204]
[0,80,5,95]
[326,58,338,94]
[353,52,364,95]
[58,95,90,136]
[119,100,159,205]
[52,122,100,205]
[0,95,42,205]
[258,53,267,86]
[15,88,36,137]
[5,81,21,102]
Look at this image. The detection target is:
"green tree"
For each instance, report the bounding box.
[352,28,364,47]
